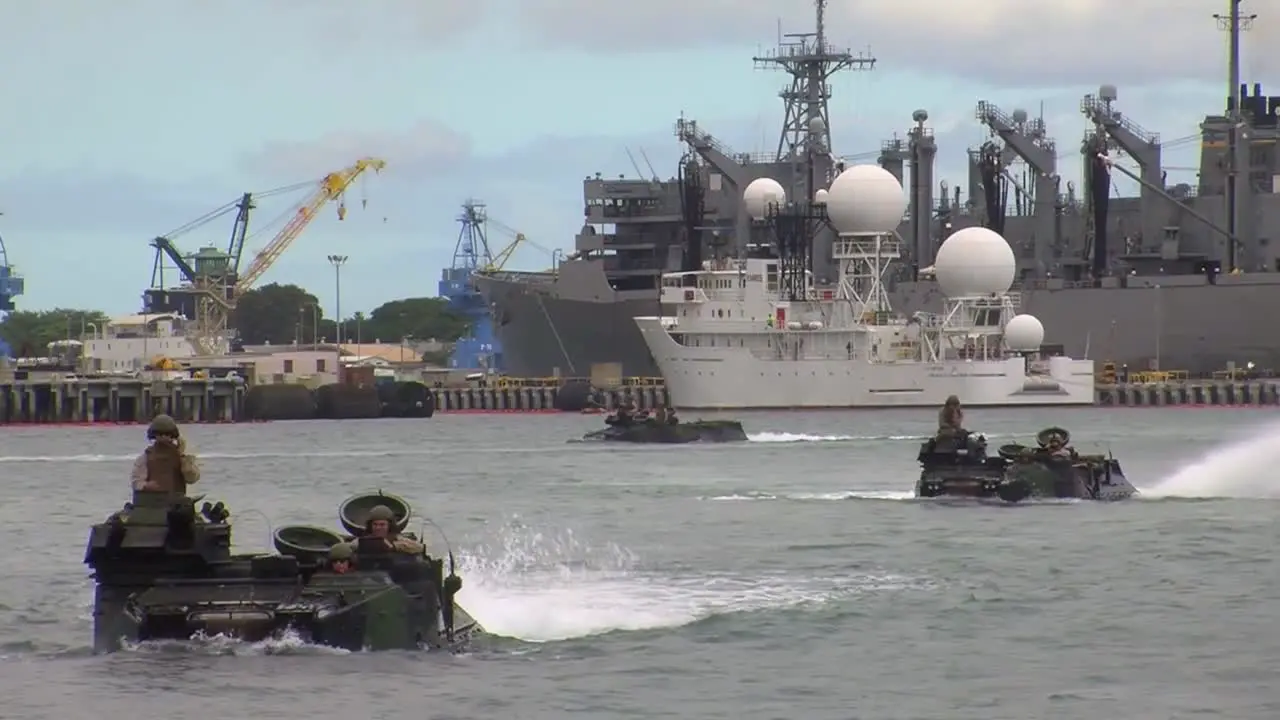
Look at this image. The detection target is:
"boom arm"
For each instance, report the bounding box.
[235,157,385,293]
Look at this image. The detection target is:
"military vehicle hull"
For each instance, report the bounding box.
[581,419,747,444]
[86,490,481,654]
[914,430,1137,502]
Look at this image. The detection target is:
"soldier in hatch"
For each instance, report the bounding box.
[1042,430,1076,460]
[936,395,965,440]
[326,542,355,574]
[130,414,201,494]
[358,505,426,555]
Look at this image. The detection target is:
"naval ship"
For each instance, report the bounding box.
[474,0,1279,378]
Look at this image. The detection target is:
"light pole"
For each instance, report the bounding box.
[327,255,348,346]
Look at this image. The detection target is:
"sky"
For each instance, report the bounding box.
[0,0,1274,317]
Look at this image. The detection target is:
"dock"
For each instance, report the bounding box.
[1097,380,1280,407]
[0,378,246,424]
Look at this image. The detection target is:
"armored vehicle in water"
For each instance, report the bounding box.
[582,414,747,444]
[915,427,1137,502]
[85,489,480,653]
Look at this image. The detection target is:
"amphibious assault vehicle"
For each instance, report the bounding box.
[84,489,480,653]
[582,417,748,444]
[915,427,1137,502]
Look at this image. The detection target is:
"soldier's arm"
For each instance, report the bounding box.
[393,536,425,554]
[130,454,148,490]
[180,454,201,485]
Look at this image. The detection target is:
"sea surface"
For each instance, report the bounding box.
[0,408,1277,720]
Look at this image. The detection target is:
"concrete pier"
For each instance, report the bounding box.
[0,378,247,424]
[1095,380,1280,407]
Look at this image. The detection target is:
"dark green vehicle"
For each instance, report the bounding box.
[582,416,748,444]
[85,489,480,653]
[915,427,1137,502]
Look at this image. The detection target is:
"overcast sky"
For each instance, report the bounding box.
[0,0,1272,315]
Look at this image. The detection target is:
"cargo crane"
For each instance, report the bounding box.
[974,101,1063,278]
[145,157,385,354]
[0,218,25,359]
[438,199,504,372]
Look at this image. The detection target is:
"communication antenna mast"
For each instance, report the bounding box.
[753,0,875,200]
[1215,0,1257,271]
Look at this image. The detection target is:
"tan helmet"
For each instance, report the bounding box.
[328,542,354,561]
[367,504,396,523]
[147,414,179,438]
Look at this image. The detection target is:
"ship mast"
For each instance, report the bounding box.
[1216,0,1256,271]
[753,0,875,201]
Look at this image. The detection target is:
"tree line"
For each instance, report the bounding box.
[0,283,470,357]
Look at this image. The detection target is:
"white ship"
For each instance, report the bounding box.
[634,165,1096,409]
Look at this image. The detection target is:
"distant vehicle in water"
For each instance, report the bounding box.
[580,408,747,444]
[915,427,1137,502]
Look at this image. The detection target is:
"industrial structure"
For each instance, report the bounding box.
[0,221,25,358]
[474,0,1280,378]
[144,158,386,355]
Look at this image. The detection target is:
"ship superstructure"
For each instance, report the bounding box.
[635,165,1093,409]
[480,0,1279,378]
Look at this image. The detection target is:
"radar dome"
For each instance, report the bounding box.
[826,164,905,235]
[1003,314,1045,352]
[743,178,786,221]
[814,188,830,204]
[933,227,1016,297]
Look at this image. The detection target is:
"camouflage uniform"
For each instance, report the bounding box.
[130,414,201,494]
[936,395,964,439]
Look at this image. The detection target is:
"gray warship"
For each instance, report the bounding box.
[474,0,1279,379]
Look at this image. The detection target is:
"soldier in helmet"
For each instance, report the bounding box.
[936,395,965,441]
[359,504,425,555]
[326,542,355,574]
[130,414,201,494]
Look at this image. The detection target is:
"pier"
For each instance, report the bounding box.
[0,378,246,424]
[1097,380,1280,407]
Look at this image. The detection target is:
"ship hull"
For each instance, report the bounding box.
[473,272,662,378]
[891,276,1280,374]
[636,317,1095,409]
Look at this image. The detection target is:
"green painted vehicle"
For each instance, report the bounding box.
[582,417,748,443]
[915,427,1138,502]
[85,489,479,654]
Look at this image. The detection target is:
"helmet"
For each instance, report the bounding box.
[147,414,179,438]
[328,543,354,561]
[945,395,960,406]
[367,505,396,523]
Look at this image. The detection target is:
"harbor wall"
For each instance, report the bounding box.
[4,378,1276,424]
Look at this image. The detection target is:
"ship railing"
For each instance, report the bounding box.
[833,238,901,258]
[492,376,667,389]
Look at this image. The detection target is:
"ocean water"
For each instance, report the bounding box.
[0,407,1276,720]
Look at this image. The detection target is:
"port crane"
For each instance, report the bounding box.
[145,157,385,354]
[480,215,556,272]
[0,216,25,358]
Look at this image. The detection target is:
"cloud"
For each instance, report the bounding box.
[515,0,1277,87]
[240,120,474,180]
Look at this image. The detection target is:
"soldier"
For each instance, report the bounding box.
[652,405,668,424]
[361,505,425,555]
[1043,431,1076,460]
[130,414,201,494]
[327,542,355,574]
[936,395,964,440]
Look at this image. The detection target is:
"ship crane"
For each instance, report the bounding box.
[150,157,385,354]
[482,216,557,273]
[975,101,1063,277]
[1080,85,1166,258]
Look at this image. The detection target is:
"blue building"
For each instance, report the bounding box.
[438,200,503,372]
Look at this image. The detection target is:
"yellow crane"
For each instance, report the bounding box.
[480,215,556,273]
[189,157,386,353]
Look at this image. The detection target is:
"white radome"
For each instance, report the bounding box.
[743,178,787,221]
[933,227,1016,297]
[826,164,905,235]
[1004,314,1045,352]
